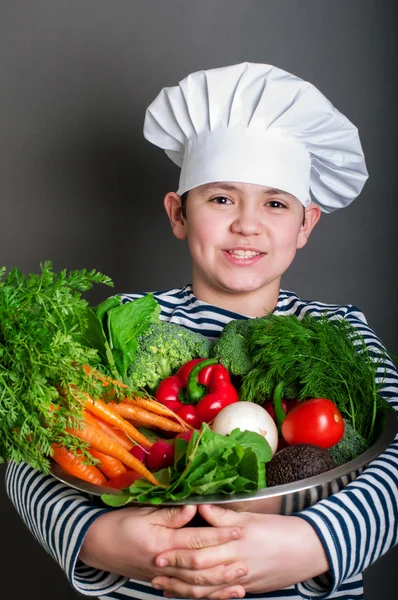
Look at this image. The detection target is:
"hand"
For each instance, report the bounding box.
[152,504,330,598]
[78,504,241,583]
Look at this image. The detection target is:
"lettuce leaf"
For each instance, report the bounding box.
[101,424,272,506]
[82,294,160,381]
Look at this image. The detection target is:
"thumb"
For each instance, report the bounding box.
[198,503,242,527]
[153,504,197,529]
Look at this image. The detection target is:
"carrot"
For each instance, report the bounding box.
[51,444,108,486]
[83,410,134,451]
[125,396,193,429]
[67,422,163,487]
[83,396,153,449]
[89,448,127,479]
[109,401,187,433]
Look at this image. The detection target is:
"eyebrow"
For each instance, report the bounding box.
[199,183,292,196]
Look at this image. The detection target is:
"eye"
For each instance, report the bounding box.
[267,200,287,209]
[210,196,233,205]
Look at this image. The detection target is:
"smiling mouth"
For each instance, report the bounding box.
[226,249,263,258]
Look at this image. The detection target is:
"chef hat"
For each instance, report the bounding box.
[143,62,368,213]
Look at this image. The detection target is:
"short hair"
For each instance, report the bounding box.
[180,191,188,218]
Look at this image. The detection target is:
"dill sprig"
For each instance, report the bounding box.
[240,313,390,443]
[0,261,115,473]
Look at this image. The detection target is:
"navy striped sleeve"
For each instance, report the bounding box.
[5,461,128,596]
[292,305,398,599]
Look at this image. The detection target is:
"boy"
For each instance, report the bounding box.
[6,63,398,600]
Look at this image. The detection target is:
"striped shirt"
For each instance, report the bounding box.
[5,286,398,600]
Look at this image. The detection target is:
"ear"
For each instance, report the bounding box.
[296,203,321,249]
[164,192,188,240]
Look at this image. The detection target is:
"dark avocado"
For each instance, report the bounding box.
[266,443,336,487]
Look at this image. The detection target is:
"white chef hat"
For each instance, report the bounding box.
[143,62,368,213]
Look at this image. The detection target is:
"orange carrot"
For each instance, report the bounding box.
[51,444,108,486]
[89,448,127,479]
[83,396,153,449]
[109,402,187,433]
[125,396,193,429]
[83,410,134,451]
[67,422,163,487]
[83,409,106,430]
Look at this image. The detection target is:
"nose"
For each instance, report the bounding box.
[230,206,263,236]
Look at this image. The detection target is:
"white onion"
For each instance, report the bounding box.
[211,401,279,455]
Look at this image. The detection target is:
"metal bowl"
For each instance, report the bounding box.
[51,408,397,515]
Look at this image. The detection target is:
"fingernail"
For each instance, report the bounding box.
[232,528,240,539]
[236,569,245,578]
[158,558,168,567]
[153,584,162,590]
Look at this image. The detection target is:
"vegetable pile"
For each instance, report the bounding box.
[155,357,239,428]
[0,262,115,472]
[0,262,392,506]
[103,425,272,506]
[126,323,212,392]
[240,313,389,443]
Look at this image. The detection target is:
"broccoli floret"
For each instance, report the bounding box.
[210,318,260,376]
[328,419,369,466]
[126,322,212,392]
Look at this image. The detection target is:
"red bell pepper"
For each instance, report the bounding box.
[155,357,239,426]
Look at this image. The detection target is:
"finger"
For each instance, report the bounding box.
[152,576,246,600]
[205,585,246,600]
[167,524,241,554]
[156,538,240,570]
[153,561,247,587]
[152,504,197,528]
[199,504,243,527]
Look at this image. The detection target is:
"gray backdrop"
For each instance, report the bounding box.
[0,1,397,599]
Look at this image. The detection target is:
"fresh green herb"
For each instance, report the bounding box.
[0,261,115,472]
[101,424,273,506]
[240,313,390,443]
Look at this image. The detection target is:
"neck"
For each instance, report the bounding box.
[191,279,281,317]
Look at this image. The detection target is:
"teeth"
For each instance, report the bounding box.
[228,250,261,258]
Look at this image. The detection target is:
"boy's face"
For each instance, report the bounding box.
[164,181,321,314]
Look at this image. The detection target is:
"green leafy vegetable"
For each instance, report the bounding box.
[328,419,369,466]
[101,424,273,506]
[83,294,161,382]
[210,318,257,376]
[0,261,115,472]
[102,295,161,381]
[240,313,390,442]
[126,322,213,392]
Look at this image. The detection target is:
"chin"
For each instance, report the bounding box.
[221,279,269,294]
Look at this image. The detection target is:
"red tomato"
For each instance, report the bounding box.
[177,405,202,429]
[281,398,345,449]
[147,440,175,471]
[107,470,142,489]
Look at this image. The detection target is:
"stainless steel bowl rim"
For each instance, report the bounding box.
[50,408,398,506]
